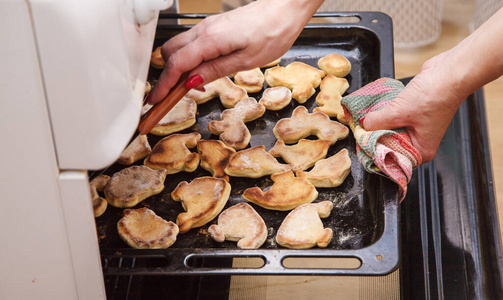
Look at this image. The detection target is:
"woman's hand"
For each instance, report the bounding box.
[361,51,466,162]
[148,0,324,105]
[362,7,503,163]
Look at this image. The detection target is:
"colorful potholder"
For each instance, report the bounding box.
[341,78,422,201]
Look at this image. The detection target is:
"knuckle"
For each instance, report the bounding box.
[206,61,227,79]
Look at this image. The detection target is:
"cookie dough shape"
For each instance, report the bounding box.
[296,149,352,188]
[144,132,201,174]
[317,53,351,77]
[264,62,325,103]
[104,165,168,208]
[208,97,266,150]
[243,171,318,211]
[198,139,236,181]
[118,208,179,249]
[269,139,331,171]
[146,97,197,136]
[185,76,248,108]
[225,145,291,178]
[171,177,231,233]
[273,106,349,145]
[89,174,110,217]
[314,75,350,124]
[117,135,152,165]
[258,87,292,111]
[150,46,165,69]
[208,203,267,249]
[276,201,333,249]
[234,68,265,93]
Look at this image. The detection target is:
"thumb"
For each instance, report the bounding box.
[361,99,408,131]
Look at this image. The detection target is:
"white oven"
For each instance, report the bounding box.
[0,0,174,298]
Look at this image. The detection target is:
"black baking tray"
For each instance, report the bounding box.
[98,12,399,276]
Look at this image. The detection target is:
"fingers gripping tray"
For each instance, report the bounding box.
[98,12,399,276]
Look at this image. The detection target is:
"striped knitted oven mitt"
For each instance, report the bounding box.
[340,78,422,202]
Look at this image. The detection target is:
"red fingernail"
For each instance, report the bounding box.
[359,116,366,126]
[143,93,152,105]
[185,74,204,90]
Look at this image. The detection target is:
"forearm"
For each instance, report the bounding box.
[247,0,325,49]
[447,8,503,98]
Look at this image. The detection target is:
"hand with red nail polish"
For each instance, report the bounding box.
[147,0,324,105]
[185,74,204,90]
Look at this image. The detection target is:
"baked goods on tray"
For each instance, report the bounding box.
[171,177,231,233]
[261,58,281,68]
[296,149,352,188]
[224,145,291,178]
[99,54,362,252]
[243,171,318,211]
[314,75,350,124]
[185,76,248,108]
[144,132,201,174]
[208,97,265,150]
[104,165,167,208]
[197,139,236,181]
[208,203,267,249]
[144,97,197,136]
[264,61,325,103]
[234,68,265,93]
[275,201,334,249]
[117,135,152,165]
[258,86,292,111]
[150,46,165,69]
[317,53,351,77]
[273,106,349,144]
[269,139,331,171]
[118,208,179,249]
[89,174,110,217]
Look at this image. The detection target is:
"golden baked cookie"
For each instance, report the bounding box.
[117,135,152,165]
[224,145,291,178]
[258,86,292,111]
[146,97,197,136]
[185,76,248,108]
[234,68,264,93]
[104,165,168,208]
[171,177,231,233]
[145,81,152,95]
[89,174,110,217]
[317,53,351,77]
[275,201,333,249]
[264,62,325,103]
[144,132,201,174]
[208,203,267,249]
[208,97,265,150]
[243,171,318,211]
[261,58,281,68]
[117,208,179,249]
[269,139,331,171]
[273,106,349,145]
[197,139,236,181]
[296,149,352,188]
[150,46,165,69]
[314,75,350,124]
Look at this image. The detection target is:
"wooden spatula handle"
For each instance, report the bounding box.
[138,72,190,134]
